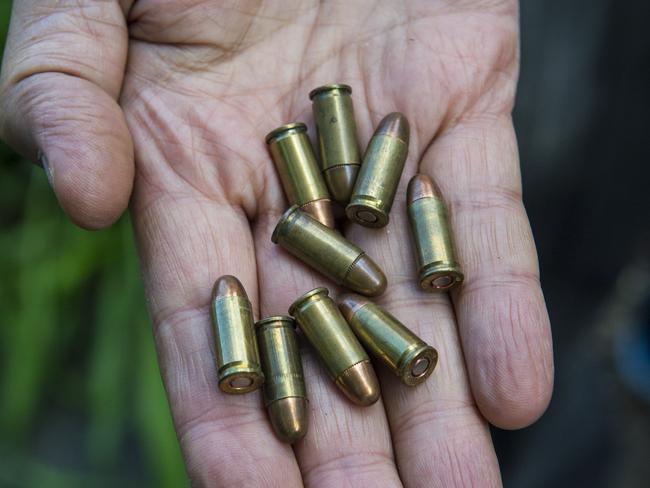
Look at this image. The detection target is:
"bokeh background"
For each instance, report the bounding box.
[1,1,649,486]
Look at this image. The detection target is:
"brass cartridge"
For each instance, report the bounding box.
[266,122,335,228]
[211,276,264,394]
[346,113,409,227]
[290,288,380,406]
[272,206,386,297]
[407,174,464,292]
[310,84,361,204]
[339,294,438,386]
[256,316,308,443]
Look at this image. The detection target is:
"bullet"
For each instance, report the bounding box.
[407,174,464,292]
[266,122,335,228]
[290,288,380,406]
[339,294,438,386]
[255,316,308,443]
[211,276,264,394]
[272,205,387,297]
[346,113,410,228]
[309,84,361,204]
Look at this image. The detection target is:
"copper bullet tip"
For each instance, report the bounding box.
[335,360,381,406]
[324,165,360,204]
[338,293,369,323]
[376,112,409,142]
[267,397,309,444]
[300,198,336,228]
[345,254,387,297]
[212,275,248,300]
[407,174,442,203]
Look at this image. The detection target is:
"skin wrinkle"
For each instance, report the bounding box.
[3,8,127,96]
[301,451,400,487]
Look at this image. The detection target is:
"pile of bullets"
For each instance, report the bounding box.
[211,84,464,444]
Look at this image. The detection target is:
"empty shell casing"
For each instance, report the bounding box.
[290,288,380,406]
[255,316,308,444]
[211,275,264,394]
[266,122,335,228]
[346,113,410,228]
[272,205,387,297]
[407,174,464,292]
[339,294,438,386]
[309,84,361,204]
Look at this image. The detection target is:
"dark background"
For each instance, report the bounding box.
[1,1,649,486]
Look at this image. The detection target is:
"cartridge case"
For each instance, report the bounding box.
[407,174,464,292]
[339,294,438,386]
[211,275,264,394]
[255,316,308,443]
[266,122,335,228]
[272,205,387,297]
[289,288,380,406]
[309,84,361,204]
[346,113,409,228]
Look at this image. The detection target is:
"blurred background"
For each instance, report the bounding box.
[1,1,649,486]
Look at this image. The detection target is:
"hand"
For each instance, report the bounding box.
[0,1,553,486]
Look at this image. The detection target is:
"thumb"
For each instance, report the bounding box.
[0,0,135,230]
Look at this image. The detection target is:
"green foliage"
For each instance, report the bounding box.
[0,4,188,486]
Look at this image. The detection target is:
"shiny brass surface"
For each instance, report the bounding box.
[310,84,361,204]
[339,294,438,386]
[255,315,308,443]
[407,174,464,292]
[346,113,410,227]
[211,276,264,394]
[266,122,334,228]
[289,288,380,406]
[272,206,387,297]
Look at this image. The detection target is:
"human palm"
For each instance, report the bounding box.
[0,1,553,486]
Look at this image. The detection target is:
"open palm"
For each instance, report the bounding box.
[0,1,553,486]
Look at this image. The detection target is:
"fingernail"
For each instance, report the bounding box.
[37,149,55,189]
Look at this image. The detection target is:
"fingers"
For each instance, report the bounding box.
[253,199,402,487]
[420,114,553,429]
[126,103,303,484]
[0,1,135,229]
[345,166,502,487]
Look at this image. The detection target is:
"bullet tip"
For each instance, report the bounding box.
[419,265,464,293]
[336,360,381,406]
[267,397,309,443]
[407,174,442,204]
[300,199,335,228]
[324,165,360,204]
[376,112,409,142]
[345,254,387,297]
[338,293,369,323]
[212,275,248,300]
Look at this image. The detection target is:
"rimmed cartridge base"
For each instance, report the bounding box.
[218,366,265,394]
[397,345,438,386]
[419,263,464,292]
[346,197,389,228]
